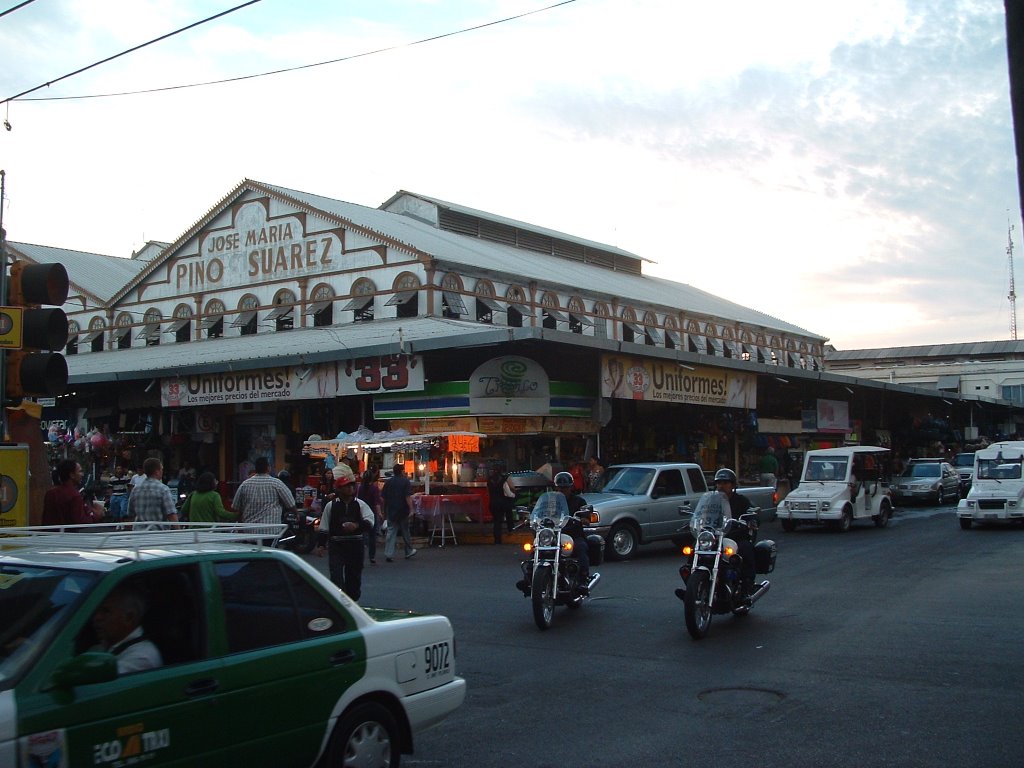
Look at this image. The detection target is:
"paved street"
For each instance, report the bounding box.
[303,506,1024,768]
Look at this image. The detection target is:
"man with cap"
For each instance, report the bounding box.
[316,474,375,601]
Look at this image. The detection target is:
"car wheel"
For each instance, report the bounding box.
[959,517,972,530]
[329,702,401,768]
[606,522,639,560]
[873,503,891,528]
[833,507,853,533]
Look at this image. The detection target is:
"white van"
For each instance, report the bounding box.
[777,446,894,532]
[957,441,1024,529]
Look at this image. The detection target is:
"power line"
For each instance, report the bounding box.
[2,0,263,105]
[10,0,577,103]
[0,0,38,20]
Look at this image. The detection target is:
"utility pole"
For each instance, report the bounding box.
[1009,222,1018,341]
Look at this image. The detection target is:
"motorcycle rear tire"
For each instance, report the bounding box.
[684,570,712,640]
[532,567,555,630]
[294,526,317,554]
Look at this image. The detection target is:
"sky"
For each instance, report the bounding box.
[0,0,1021,351]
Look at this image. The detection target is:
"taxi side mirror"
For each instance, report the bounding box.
[50,651,118,689]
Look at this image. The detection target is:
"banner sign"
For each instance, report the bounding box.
[600,354,757,409]
[816,398,851,433]
[0,444,30,527]
[161,355,423,407]
[469,356,550,415]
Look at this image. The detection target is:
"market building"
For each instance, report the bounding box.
[7,179,1019,524]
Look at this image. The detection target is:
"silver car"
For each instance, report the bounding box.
[892,459,960,505]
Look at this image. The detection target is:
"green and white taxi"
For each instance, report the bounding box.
[0,524,466,767]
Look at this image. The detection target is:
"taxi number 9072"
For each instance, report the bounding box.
[424,642,451,678]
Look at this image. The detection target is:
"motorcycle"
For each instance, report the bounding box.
[515,491,603,630]
[278,506,321,554]
[676,491,777,640]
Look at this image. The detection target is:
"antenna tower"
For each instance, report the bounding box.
[1009,223,1018,341]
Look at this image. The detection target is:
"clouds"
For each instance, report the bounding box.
[0,0,1020,349]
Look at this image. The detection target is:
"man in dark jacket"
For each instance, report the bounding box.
[316,475,374,601]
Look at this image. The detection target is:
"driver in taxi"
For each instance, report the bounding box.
[91,584,162,674]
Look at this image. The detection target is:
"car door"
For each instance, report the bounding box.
[15,564,227,767]
[207,555,368,766]
[649,468,690,539]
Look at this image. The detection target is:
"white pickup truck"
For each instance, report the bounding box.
[581,462,778,560]
[957,441,1024,529]
[777,446,894,532]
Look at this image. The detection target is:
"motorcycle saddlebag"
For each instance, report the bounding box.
[754,540,777,574]
[587,534,605,566]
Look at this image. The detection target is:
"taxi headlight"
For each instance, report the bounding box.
[537,528,556,547]
[697,530,716,550]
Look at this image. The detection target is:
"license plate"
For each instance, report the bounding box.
[984,513,997,519]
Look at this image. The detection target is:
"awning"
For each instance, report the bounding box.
[543,308,569,323]
[707,337,724,356]
[508,303,535,317]
[743,342,758,359]
[230,311,257,328]
[112,326,132,340]
[265,306,293,321]
[665,328,681,346]
[645,327,663,345]
[199,316,224,330]
[477,296,503,313]
[163,317,191,333]
[727,340,742,358]
[303,300,332,316]
[936,374,960,392]
[81,329,105,343]
[385,290,417,306]
[571,312,595,327]
[442,291,468,315]
[135,323,160,340]
[342,295,373,311]
[690,335,707,355]
[787,351,801,367]
[760,346,774,364]
[623,321,645,338]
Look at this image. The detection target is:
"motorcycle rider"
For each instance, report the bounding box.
[713,468,757,599]
[553,471,591,591]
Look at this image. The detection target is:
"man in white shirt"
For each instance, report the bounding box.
[91,584,163,674]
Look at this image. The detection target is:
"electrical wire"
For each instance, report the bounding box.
[2,0,263,105]
[0,0,38,20]
[9,0,577,103]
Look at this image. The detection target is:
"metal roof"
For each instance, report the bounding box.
[826,340,1024,361]
[259,182,824,341]
[7,241,151,305]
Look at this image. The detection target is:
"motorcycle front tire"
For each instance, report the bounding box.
[684,570,713,640]
[532,567,555,630]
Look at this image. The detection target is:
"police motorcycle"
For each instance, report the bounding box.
[515,491,603,630]
[675,491,776,640]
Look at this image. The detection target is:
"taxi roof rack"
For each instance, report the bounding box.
[0,523,288,553]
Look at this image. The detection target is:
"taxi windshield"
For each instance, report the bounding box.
[529,491,570,526]
[0,566,99,688]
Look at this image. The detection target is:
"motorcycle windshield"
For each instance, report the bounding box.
[530,492,571,527]
[689,491,732,535]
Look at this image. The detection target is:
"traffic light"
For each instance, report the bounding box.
[4,261,69,400]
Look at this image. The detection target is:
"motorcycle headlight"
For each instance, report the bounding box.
[697,530,716,550]
[537,528,556,547]
[523,541,533,552]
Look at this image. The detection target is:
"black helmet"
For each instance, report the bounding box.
[713,468,738,486]
[554,471,575,488]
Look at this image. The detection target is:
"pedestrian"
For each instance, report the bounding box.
[127,457,179,530]
[107,464,131,523]
[585,456,606,492]
[231,456,297,536]
[758,448,779,487]
[180,471,235,523]
[357,467,384,564]
[487,467,515,544]
[42,459,97,527]
[316,474,374,600]
[382,464,417,562]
